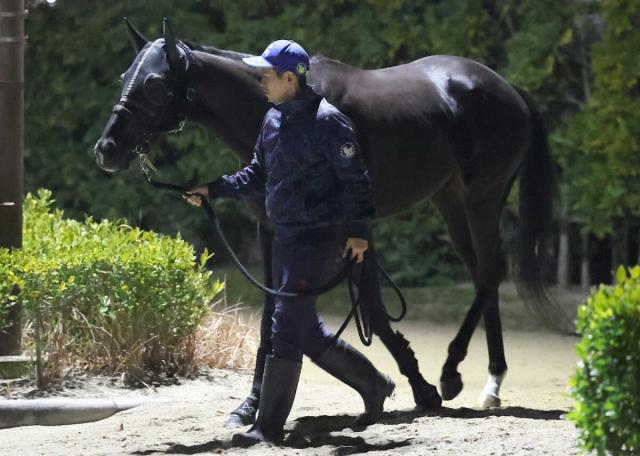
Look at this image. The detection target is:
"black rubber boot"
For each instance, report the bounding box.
[313,339,395,425]
[232,355,301,447]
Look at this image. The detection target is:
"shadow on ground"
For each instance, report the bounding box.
[292,405,566,433]
[130,406,566,455]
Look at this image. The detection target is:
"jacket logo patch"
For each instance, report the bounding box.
[340,143,355,159]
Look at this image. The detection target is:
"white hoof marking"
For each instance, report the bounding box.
[478,371,507,409]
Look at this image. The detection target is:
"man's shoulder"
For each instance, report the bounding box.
[264,105,281,120]
[316,99,354,132]
[317,99,344,120]
[260,106,282,130]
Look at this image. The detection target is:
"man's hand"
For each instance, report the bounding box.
[183,186,208,206]
[342,237,369,263]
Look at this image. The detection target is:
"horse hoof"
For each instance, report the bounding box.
[440,373,463,401]
[412,382,442,409]
[478,392,501,408]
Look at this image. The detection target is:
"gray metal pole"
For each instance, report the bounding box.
[0,0,25,355]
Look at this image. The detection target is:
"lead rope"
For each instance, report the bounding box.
[139,158,406,344]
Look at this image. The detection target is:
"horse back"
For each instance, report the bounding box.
[311,55,531,216]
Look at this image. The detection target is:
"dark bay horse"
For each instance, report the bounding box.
[95,19,561,414]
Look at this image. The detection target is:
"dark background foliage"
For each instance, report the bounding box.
[23,0,640,286]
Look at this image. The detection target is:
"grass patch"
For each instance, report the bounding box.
[213,264,474,323]
[214,264,586,331]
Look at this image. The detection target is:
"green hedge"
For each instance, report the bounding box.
[569,265,640,455]
[0,189,223,381]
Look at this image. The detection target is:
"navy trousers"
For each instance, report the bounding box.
[270,226,348,362]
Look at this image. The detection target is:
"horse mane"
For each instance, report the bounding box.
[182,43,433,122]
[182,40,254,61]
[182,42,357,76]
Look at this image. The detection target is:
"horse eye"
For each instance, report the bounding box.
[143,73,168,106]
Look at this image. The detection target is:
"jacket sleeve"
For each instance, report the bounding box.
[323,114,375,239]
[207,137,266,199]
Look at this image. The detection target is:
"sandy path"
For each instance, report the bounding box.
[0,318,580,455]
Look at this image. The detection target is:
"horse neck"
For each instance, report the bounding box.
[186,51,269,161]
[309,57,356,105]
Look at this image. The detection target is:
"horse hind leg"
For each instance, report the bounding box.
[435,182,509,406]
[478,291,507,408]
[431,181,478,401]
[467,190,509,408]
[475,174,519,408]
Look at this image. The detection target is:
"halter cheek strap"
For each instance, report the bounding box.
[113,43,197,141]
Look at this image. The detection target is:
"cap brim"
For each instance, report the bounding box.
[242,56,273,68]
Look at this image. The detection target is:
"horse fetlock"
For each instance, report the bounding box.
[478,370,507,409]
[446,343,467,365]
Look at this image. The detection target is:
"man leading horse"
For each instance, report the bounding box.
[185,39,395,446]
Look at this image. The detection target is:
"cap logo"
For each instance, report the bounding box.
[296,63,307,74]
[340,143,355,159]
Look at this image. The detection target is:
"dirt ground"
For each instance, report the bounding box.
[0,315,581,456]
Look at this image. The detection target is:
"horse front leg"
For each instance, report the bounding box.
[361,245,442,409]
[226,223,274,428]
[440,288,493,400]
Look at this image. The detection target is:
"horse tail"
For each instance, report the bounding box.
[512,86,572,333]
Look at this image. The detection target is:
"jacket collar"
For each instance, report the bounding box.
[274,85,322,118]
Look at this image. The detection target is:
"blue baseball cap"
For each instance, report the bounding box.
[242,40,309,76]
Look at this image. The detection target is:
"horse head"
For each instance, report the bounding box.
[94,18,192,172]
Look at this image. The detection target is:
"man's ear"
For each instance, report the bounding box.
[284,71,296,83]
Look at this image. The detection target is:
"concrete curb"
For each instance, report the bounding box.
[0,398,143,429]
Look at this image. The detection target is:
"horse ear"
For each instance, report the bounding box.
[162,18,178,69]
[124,17,148,54]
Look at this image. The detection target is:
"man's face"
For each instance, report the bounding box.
[260,68,297,104]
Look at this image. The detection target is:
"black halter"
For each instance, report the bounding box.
[113,43,196,151]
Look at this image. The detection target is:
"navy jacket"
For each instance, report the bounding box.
[208,87,374,238]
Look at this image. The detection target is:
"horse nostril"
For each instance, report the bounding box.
[95,138,114,157]
[94,138,118,168]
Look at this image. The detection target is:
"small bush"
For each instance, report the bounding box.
[569,265,640,456]
[0,249,20,329]
[0,190,257,384]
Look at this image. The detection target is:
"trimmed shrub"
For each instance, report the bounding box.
[0,189,231,383]
[569,265,640,456]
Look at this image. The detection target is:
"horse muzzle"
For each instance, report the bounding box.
[94,137,132,173]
